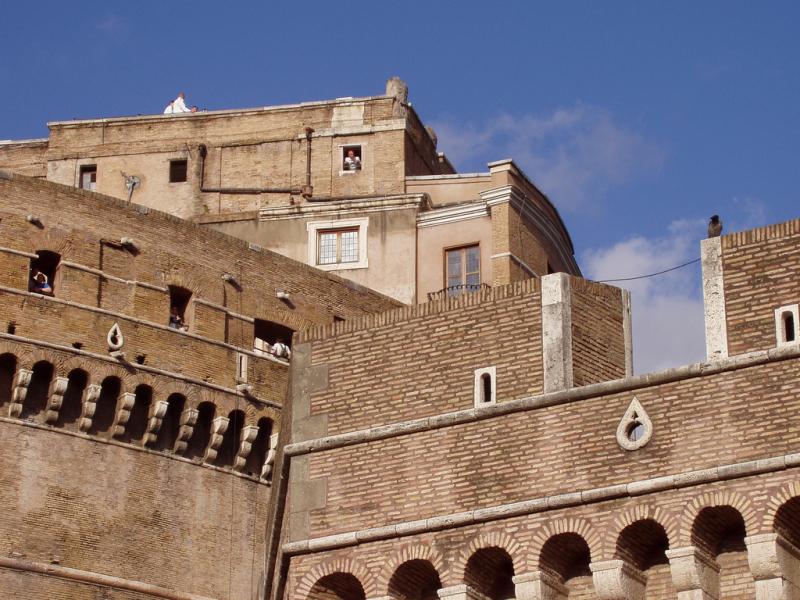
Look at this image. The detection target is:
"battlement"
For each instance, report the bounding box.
[702,216,800,360]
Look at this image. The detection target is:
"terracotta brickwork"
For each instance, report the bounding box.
[722,218,800,356]
[0,173,400,599]
[569,276,627,386]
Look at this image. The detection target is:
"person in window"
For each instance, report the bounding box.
[163,92,193,115]
[31,271,53,296]
[343,149,361,171]
[271,338,291,359]
[168,306,185,330]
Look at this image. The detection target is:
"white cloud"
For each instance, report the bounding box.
[583,219,707,374]
[432,104,663,211]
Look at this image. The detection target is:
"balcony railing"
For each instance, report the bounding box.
[427,283,490,302]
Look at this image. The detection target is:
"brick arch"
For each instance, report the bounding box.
[610,504,679,550]
[11,346,50,371]
[165,274,205,298]
[27,229,73,257]
[84,362,128,391]
[763,481,800,533]
[530,517,602,570]
[455,531,524,579]
[295,559,376,598]
[680,490,758,545]
[156,381,196,403]
[54,355,98,379]
[380,544,446,590]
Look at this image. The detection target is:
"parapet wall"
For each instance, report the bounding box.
[720,218,800,356]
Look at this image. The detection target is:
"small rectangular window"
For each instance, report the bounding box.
[445,244,481,297]
[342,145,362,172]
[79,165,97,191]
[236,353,248,382]
[318,228,359,265]
[169,159,188,183]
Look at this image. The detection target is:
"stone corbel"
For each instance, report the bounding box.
[173,407,198,455]
[234,425,259,472]
[513,571,569,600]
[746,533,800,600]
[111,392,136,438]
[8,368,32,418]
[203,416,229,463]
[590,560,646,600]
[143,400,169,447]
[79,384,102,431]
[43,376,69,424]
[261,432,280,481]
[437,584,491,600]
[666,545,720,600]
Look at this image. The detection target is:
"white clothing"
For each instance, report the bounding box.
[272,342,291,359]
[344,156,361,170]
[164,96,191,114]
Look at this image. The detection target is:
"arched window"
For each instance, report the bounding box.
[308,573,366,600]
[538,533,592,597]
[388,559,441,600]
[464,547,515,599]
[185,401,216,459]
[168,285,192,331]
[214,409,244,468]
[29,250,60,296]
[474,366,496,406]
[55,369,88,429]
[21,361,54,419]
[88,376,120,435]
[0,353,16,409]
[244,417,272,476]
[154,393,186,451]
[775,305,799,346]
[615,519,674,598]
[691,506,752,597]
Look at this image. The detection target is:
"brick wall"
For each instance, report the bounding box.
[0,418,270,599]
[297,279,544,438]
[570,276,627,386]
[722,218,800,355]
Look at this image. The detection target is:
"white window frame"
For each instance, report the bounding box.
[307,218,369,271]
[775,304,800,346]
[236,352,248,383]
[473,366,497,407]
[338,143,365,176]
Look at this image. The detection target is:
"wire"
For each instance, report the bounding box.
[595,257,701,283]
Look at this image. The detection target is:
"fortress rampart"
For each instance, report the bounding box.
[277,218,800,600]
[0,172,400,599]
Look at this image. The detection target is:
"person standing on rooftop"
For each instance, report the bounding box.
[163,92,192,114]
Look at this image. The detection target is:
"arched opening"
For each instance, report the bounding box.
[481,373,492,403]
[122,385,152,443]
[307,572,366,600]
[55,369,88,429]
[29,250,60,296]
[774,497,800,548]
[186,401,216,459]
[783,311,796,343]
[615,519,674,597]
[21,361,54,419]
[214,409,244,468]
[464,547,515,599]
[168,285,192,331]
[244,417,272,476]
[691,505,752,597]
[253,319,294,357]
[0,353,16,409]
[88,376,121,435]
[154,393,186,451]
[387,559,441,600]
[539,533,592,596]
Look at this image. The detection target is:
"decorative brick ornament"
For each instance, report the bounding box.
[616,397,652,451]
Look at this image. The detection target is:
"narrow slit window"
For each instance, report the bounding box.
[775,305,799,346]
[169,159,188,183]
[236,353,248,382]
[473,366,496,407]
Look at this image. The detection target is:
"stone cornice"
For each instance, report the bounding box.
[259,194,427,221]
[416,202,488,228]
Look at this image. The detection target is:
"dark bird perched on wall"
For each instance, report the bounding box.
[708,215,723,238]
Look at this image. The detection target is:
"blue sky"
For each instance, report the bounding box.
[2,1,798,372]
